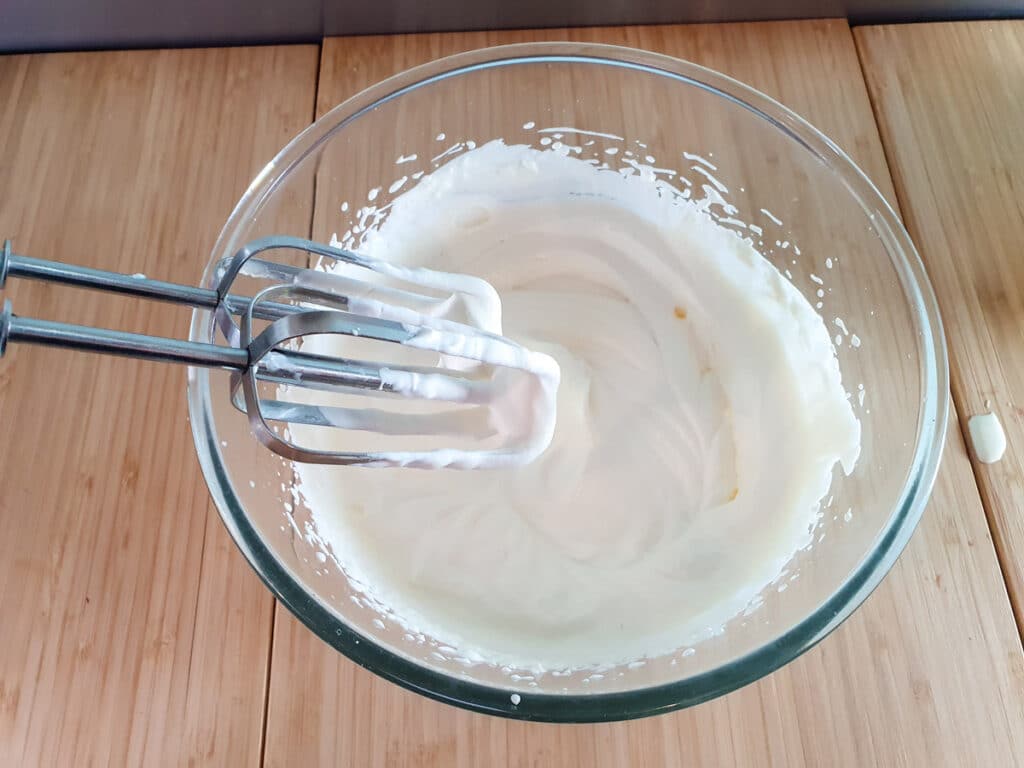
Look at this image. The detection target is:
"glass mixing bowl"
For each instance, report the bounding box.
[187,43,947,721]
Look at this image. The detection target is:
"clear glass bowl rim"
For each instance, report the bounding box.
[186,41,949,722]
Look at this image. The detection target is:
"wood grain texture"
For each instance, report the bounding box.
[855,21,1024,630]
[261,22,1024,767]
[0,46,318,765]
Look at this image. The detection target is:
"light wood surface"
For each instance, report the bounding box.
[855,20,1024,629]
[2,21,1024,768]
[0,46,318,765]
[259,22,1024,767]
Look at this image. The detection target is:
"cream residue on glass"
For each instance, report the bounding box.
[291,139,861,673]
[290,260,561,470]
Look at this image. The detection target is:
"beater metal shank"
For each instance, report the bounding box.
[0,236,556,466]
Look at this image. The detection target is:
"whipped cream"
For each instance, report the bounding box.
[292,140,861,671]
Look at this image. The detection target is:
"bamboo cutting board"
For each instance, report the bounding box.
[1,20,1024,768]
[260,22,1024,768]
[856,20,1024,631]
[0,46,318,765]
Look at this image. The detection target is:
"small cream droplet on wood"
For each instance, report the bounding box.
[968,411,1006,463]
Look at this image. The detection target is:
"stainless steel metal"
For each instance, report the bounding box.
[3,310,250,367]
[2,0,1014,54]
[0,235,526,465]
[1,241,301,322]
[0,300,11,357]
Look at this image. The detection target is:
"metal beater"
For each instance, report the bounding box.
[0,237,559,467]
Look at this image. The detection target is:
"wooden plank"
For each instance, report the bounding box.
[855,21,1024,630]
[0,45,319,765]
[262,21,1024,767]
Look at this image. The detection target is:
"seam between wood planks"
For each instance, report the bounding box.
[258,601,279,768]
[256,41,324,768]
